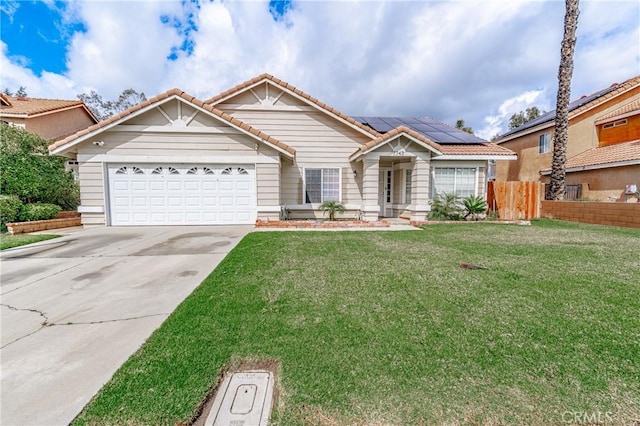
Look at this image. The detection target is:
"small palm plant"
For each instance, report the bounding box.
[463,195,488,221]
[319,200,345,221]
[430,192,463,220]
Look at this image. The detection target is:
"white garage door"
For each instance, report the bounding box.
[107,164,256,225]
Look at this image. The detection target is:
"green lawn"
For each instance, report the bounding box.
[0,233,60,250]
[73,220,640,425]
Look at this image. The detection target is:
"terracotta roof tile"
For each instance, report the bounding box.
[0,96,95,119]
[542,140,640,172]
[596,99,640,123]
[205,73,381,137]
[49,88,296,156]
[439,143,516,156]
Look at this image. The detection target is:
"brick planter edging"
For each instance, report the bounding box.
[255,219,390,228]
[6,217,82,235]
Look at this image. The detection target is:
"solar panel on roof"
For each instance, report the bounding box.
[353,116,489,143]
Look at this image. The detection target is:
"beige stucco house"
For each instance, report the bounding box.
[495,75,640,201]
[49,74,515,226]
[0,93,97,140]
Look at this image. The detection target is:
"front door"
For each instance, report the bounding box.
[378,168,392,217]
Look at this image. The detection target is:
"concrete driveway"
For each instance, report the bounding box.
[0,225,252,426]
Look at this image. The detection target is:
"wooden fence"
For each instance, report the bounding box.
[487,181,541,220]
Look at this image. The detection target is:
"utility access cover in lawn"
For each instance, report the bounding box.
[205,371,274,426]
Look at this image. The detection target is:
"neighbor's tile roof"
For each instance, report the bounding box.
[542,140,640,172]
[205,73,381,137]
[438,143,516,156]
[0,96,88,116]
[0,93,11,106]
[49,88,296,156]
[596,98,640,123]
[499,75,640,140]
[351,125,515,159]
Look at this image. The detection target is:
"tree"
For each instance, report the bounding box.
[548,0,579,200]
[2,86,28,97]
[455,119,473,134]
[0,123,79,209]
[508,106,543,130]
[78,88,147,121]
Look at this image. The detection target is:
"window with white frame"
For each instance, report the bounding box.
[404,169,412,203]
[539,133,551,154]
[433,167,477,198]
[304,168,341,203]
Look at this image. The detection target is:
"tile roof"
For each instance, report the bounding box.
[49,88,296,156]
[438,143,516,156]
[541,140,640,173]
[350,126,515,159]
[0,93,11,106]
[0,96,89,117]
[353,116,488,144]
[596,98,640,123]
[499,75,640,140]
[205,73,381,138]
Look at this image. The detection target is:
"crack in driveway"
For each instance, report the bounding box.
[1,303,170,349]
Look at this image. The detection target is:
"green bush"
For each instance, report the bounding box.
[0,123,80,210]
[18,203,61,222]
[0,194,23,232]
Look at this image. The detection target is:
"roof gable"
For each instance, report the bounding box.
[49,88,295,158]
[206,73,380,139]
[540,139,640,173]
[596,98,640,124]
[350,126,444,160]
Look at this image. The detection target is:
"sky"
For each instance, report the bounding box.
[0,0,638,139]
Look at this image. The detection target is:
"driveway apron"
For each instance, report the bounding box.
[0,225,252,426]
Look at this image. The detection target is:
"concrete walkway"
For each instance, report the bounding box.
[0,225,252,426]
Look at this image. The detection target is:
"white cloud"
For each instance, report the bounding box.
[1,0,638,137]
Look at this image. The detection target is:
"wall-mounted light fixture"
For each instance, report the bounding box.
[92,140,104,146]
[353,169,358,178]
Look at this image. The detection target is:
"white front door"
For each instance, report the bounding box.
[378,168,392,217]
[107,164,256,226]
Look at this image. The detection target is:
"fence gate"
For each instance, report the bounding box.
[487,181,541,220]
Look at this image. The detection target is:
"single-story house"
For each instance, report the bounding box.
[49,74,516,226]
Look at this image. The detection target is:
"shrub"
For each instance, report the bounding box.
[429,193,463,220]
[0,123,80,210]
[0,194,23,232]
[18,203,61,222]
[463,195,488,221]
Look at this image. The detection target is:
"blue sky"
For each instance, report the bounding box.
[1,0,638,138]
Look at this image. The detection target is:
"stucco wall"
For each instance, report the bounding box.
[25,107,96,140]
[540,165,640,202]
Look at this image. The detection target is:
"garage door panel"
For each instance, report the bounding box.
[108,164,256,225]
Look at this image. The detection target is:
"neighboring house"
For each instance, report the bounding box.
[495,75,640,201]
[0,93,98,140]
[49,74,515,226]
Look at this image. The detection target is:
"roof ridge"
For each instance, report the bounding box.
[204,73,381,138]
[49,88,296,156]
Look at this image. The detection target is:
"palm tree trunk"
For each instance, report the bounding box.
[549,0,580,200]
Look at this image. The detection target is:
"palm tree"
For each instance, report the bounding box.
[548,0,580,200]
[319,200,345,221]
[463,195,488,221]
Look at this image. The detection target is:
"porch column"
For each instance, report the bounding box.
[361,158,380,221]
[411,157,431,221]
